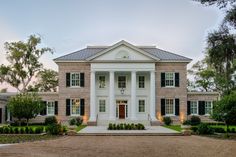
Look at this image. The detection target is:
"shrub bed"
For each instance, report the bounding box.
[163,117,172,126]
[108,123,145,130]
[0,126,45,134]
[69,117,83,126]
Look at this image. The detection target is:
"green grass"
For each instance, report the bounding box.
[163,125,182,132]
[0,134,58,144]
[76,125,87,132]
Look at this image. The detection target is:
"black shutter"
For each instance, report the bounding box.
[66,73,70,87]
[80,73,85,87]
[5,106,7,121]
[161,99,165,115]
[66,99,71,116]
[40,101,47,116]
[161,73,165,87]
[54,101,58,115]
[187,101,191,115]
[198,101,205,115]
[175,99,180,116]
[80,99,85,116]
[175,73,179,87]
[0,108,2,123]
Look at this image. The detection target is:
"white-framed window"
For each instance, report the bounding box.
[98,76,106,88]
[71,73,80,87]
[205,101,213,115]
[118,76,126,88]
[165,72,174,87]
[138,99,145,112]
[99,99,106,112]
[190,101,198,115]
[165,99,174,115]
[47,101,55,116]
[71,99,80,115]
[138,76,145,88]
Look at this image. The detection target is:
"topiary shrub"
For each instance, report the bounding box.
[35,127,44,134]
[69,117,83,126]
[197,123,214,135]
[29,127,34,134]
[25,127,29,134]
[14,127,19,134]
[3,127,10,134]
[0,127,3,134]
[190,126,198,132]
[120,123,124,130]
[47,124,64,135]
[45,116,58,125]
[9,127,14,134]
[183,120,191,125]
[163,117,172,126]
[230,128,236,133]
[108,123,113,130]
[190,116,201,126]
[20,127,25,134]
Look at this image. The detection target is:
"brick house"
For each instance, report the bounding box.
[0,41,219,125]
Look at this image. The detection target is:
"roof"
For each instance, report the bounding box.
[54,41,192,62]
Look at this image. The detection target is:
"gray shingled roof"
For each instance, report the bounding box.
[54,47,191,62]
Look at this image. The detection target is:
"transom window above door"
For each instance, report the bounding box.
[118,76,126,88]
[98,76,106,88]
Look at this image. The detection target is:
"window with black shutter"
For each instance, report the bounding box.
[161,73,165,87]
[54,101,58,115]
[161,99,165,115]
[198,101,205,115]
[175,73,179,87]
[80,99,85,116]
[175,99,179,116]
[66,99,71,116]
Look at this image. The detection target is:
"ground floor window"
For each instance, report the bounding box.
[190,101,198,115]
[205,101,213,115]
[71,99,80,115]
[138,100,145,112]
[165,99,174,115]
[47,101,55,115]
[99,99,106,112]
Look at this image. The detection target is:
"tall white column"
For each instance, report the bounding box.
[150,70,157,120]
[89,71,96,121]
[109,71,116,120]
[131,71,137,120]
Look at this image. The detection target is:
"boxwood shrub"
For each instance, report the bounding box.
[108,123,145,130]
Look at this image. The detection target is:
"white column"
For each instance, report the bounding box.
[131,71,137,120]
[109,71,116,120]
[150,70,157,120]
[89,71,96,121]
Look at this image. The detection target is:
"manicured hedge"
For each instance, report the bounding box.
[0,126,45,134]
[108,123,145,130]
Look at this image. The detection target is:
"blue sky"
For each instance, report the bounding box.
[0,0,224,90]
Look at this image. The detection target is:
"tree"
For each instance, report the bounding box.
[7,93,44,126]
[188,60,215,92]
[0,35,53,93]
[212,92,236,135]
[195,0,235,8]
[33,69,58,92]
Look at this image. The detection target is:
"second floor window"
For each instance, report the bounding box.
[71,73,80,87]
[98,76,106,88]
[118,76,126,88]
[165,72,174,87]
[138,76,145,88]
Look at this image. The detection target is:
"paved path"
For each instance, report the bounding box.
[78,126,179,134]
[0,136,236,157]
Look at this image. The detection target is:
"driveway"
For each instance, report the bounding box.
[0,136,235,157]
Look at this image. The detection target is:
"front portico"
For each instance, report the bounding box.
[88,63,158,125]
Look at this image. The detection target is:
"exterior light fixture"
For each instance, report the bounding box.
[120,88,125,95]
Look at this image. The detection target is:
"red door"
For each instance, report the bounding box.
[119,105,125,119]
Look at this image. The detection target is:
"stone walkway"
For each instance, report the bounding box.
[78,126,180,135]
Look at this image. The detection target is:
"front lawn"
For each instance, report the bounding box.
[76,125,87,132]
[0,134,58,144]
[164,125,182,132]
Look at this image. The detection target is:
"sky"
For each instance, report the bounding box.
[0,0,225,91]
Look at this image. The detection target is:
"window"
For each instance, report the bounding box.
[190,101,198,115]
[98,76,106,88]
[165,72,174,87]
[138,100,145,112]
[118,76,126,88]
[205,101,213,115]
[71,73,80,87]
[99,99,106,112]
[138,76,145,88]
[47,101,55,115]
[71,99,80,115]
[165,99,174,115]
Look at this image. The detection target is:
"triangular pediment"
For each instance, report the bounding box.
[86,41,160,61]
